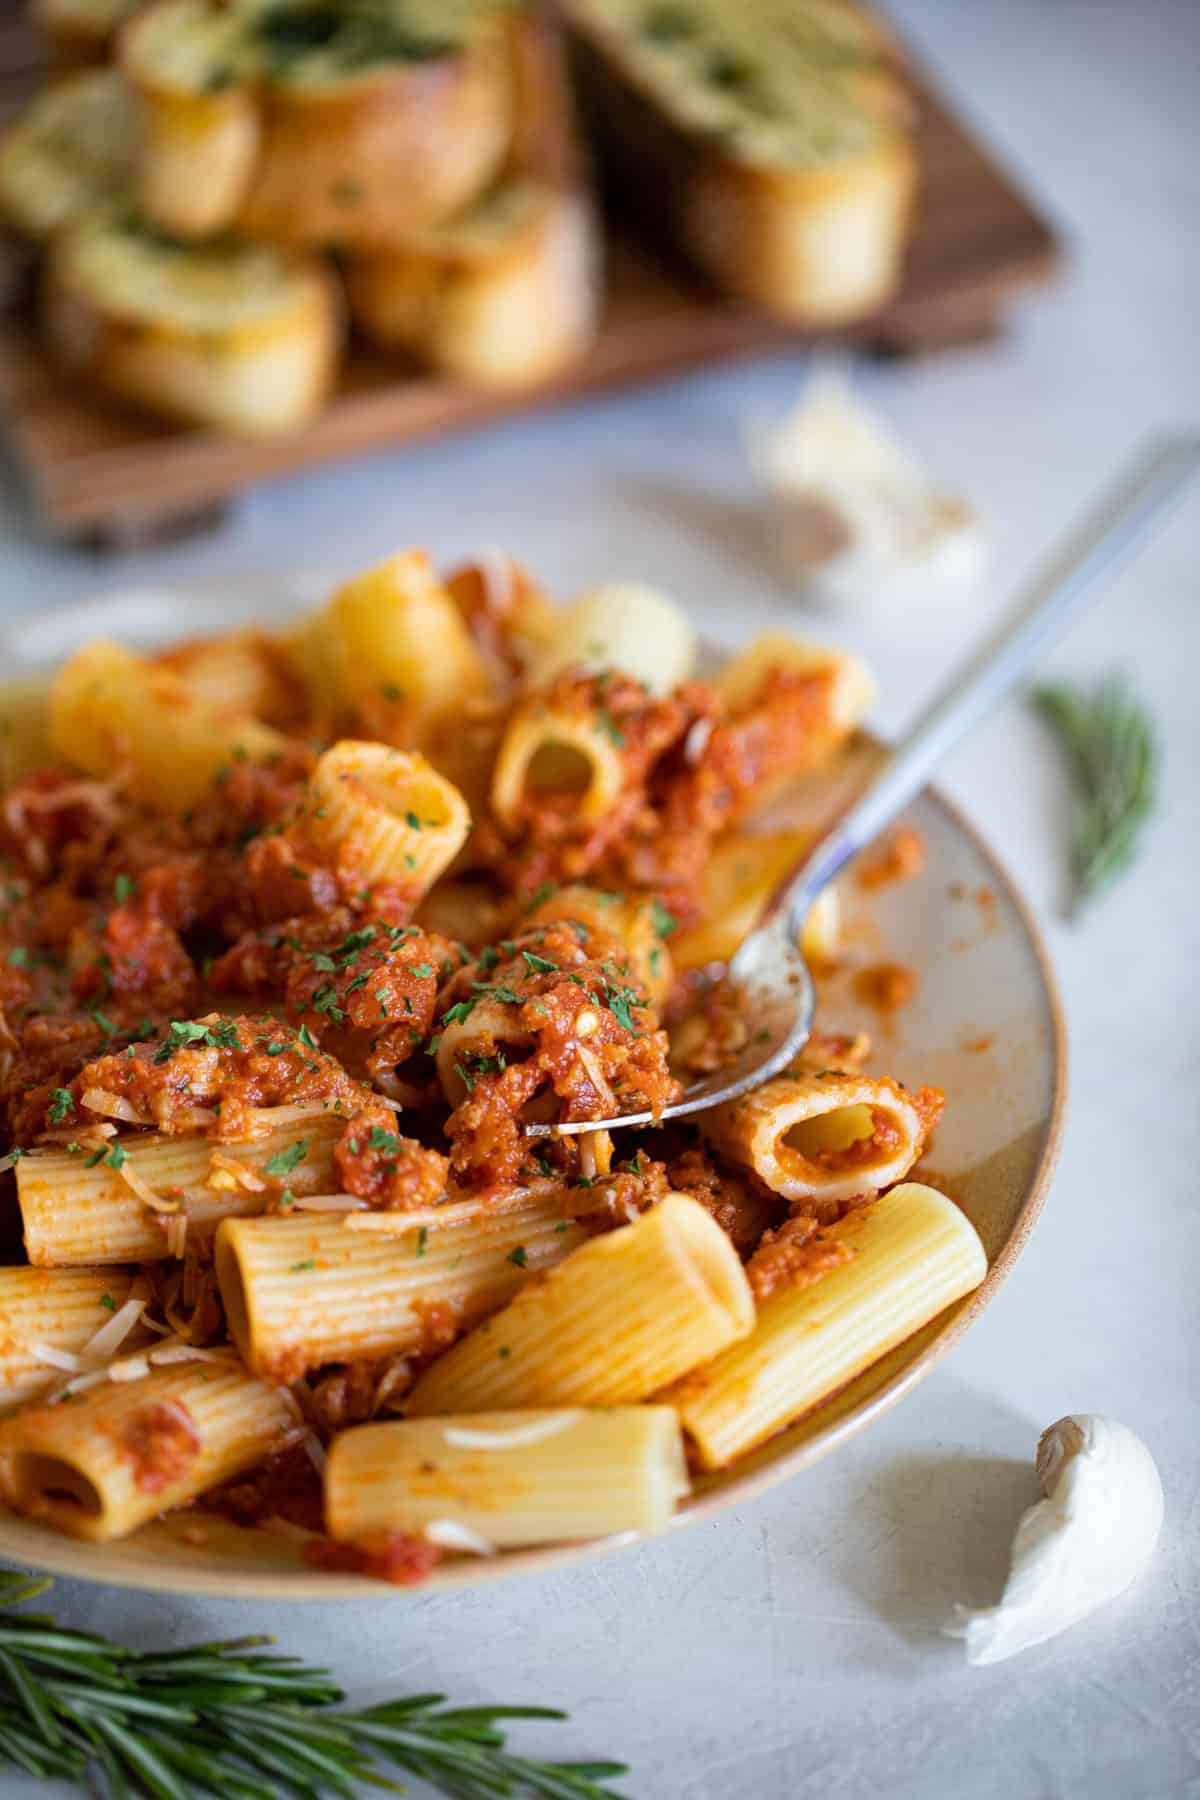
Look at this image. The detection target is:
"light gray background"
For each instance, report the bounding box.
[2,2,1198,1795]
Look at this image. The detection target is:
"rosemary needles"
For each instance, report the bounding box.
[0,1569,630,1800]
[1032,677,1158,914]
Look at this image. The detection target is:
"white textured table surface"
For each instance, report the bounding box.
[2,2,1199,1795]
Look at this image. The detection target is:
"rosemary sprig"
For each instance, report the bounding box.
[1031,677,1158,913]
[0,1570,630,1800]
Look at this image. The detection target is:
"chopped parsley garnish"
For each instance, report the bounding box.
[311,986,347,1024]
[105,1144,128,1170]
[652,899,678,938]
[415,1226,428,1257]
[602,981,641,1034]
[83,1147,107,1169]
[298,1023,319,1050]
[597,710,626,747]
[6,946,30,968]
[441,998,478,1028]
[523,882,557,911]
[289,1259,316,1273]
[411,963,433,979]
[99,1293,116,1311]
[114,874,135,903]
[368,1126,405,1156]
[154,1020,241,1064]
[264,1140,308,1178]
[532,1151,556,1178]
[508,1246,528,1268]
[47,1089,76,1124]
[90,1010,117,1044]
[521,950,558,975]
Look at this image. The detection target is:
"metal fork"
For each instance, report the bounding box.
[526,434,1199,1138]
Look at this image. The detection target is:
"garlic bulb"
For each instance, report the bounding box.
[946,1415,1164,1665]
[748,364,987,606]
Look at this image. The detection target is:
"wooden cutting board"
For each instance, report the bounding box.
[0,18,1060,545]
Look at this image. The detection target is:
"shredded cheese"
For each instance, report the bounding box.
[442,1414,581,1451]
[423,1519,497,1556]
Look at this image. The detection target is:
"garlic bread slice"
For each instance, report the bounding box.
[43,209,341,435]
[564,0,916,324]
[121,0,514,248]
[347,177,599,389]
[0,70,138,243]
[32,0,144,66]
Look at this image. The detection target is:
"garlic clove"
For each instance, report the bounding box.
[946,1414,1164,1665]
[748,362,987,607]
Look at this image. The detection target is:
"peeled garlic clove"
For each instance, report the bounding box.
[748,363,987,606]
[946,1415,1164,1665]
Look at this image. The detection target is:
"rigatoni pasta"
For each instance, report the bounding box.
[0,1361,294,1542]
[671,1184,987,1470]
[215,1194,589,1382]
[326,1407,689,1549]
[18,1113,344,1266]
[702,1070,934,1205]
[407,1194,754,1416]
[0,1269,142,1413]
[49,639,284,812]
[297,742,471,898]
[0,543,980,1581]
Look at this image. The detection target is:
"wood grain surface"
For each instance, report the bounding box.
[0,10,1060,542]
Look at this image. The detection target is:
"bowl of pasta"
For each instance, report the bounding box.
[0,558,1065,1597]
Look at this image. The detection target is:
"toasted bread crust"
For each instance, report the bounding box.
[346,182,599,387]
[564,0,916,323]
[0,69,138,243]
[120,0,514,249]
[43,214,341,434]
[238,44,511,250]
[32,0,143,66]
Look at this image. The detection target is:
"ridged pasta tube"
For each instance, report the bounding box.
[18,1114,344,1266]
[702,1069,929,1205]
[297,742,472,897]
[0,1269,140,1412]
[326,1407,690,1549]
[712,630,876,732]
[215,1194,588,1383]
[322,552,491,739]
[671,1183,987,1469]
[527,580,697,696]
[490,703,626,835]
[49,639,284,813]
[407,1193,755,1416]
[0,1360,294,1542]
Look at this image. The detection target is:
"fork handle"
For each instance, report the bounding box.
[778,432,1200,939]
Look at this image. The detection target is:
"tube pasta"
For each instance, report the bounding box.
[321,552,491,741]
[490,702,626,836]
[326,1407,689,1549]
[119,0,258,238]
[0,1360,294,1542]
[18,1114,344,1267]
[49,639,285,813]
[0,1269,141,1413]
[407,1193,754,1416]
[298,742,471,897]
[435,992,535,1109]
[522,883,674,1006]
[156,629,298,726]
[702,1069,929,1205]
[528,581,697,696]
[670,829,839,973]
[215,1194,588,1382]
[671,1183,987,1470]
[713,630,876,734]
[0,677,54,789]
